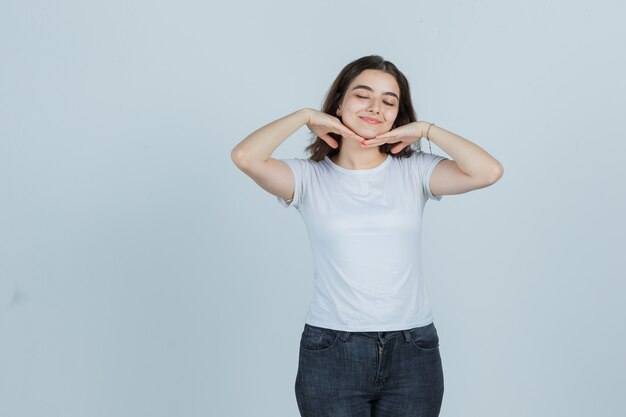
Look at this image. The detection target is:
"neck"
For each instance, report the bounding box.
[330,139,388,170]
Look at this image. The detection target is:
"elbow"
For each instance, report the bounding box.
[231,147,239,160]
[487,162,504,184]
[231,147,247,168]
[231,147,269,171]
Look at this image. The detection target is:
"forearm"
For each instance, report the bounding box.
[231,108,310,167]
[421,122,503,180]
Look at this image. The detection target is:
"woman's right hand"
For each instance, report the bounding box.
[303,108,364,149]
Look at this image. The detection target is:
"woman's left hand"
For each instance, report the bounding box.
[361,121,429,154]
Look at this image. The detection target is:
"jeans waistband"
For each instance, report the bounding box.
[304,323,433,344]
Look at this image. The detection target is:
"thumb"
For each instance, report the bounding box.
[321,134,339,148]
[391,142,407,154]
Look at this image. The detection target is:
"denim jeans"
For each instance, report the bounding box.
[295,322,444,417]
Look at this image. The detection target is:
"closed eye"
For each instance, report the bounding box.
[356,95,395,106]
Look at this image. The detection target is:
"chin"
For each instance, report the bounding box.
[358,131,377,139]
[351,125,379,139]
[345,119,386,139]
[363,127,387,139]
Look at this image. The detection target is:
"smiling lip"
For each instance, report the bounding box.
[360,116,381,124]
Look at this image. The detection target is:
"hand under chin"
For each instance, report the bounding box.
[345,124,379,140]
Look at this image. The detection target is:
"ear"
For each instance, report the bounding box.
[336,107,342,116]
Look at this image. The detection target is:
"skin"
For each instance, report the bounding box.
[331,69,401,170]
[330,70,505,195]
[231,68,505,202]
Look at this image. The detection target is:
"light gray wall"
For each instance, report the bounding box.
[1,1,624,416]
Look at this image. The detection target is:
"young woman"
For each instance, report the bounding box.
[231,55,503,417]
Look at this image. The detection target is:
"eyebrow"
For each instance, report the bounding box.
[351,85,399,100]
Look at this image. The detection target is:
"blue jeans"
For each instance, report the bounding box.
[295,322,444,417]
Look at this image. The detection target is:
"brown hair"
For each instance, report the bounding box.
[304,55,421,161]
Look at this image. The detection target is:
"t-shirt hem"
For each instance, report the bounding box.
[304,318,434,332]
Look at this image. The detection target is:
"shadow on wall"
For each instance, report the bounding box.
[0,281,27,316]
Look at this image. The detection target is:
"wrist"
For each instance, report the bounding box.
[299,108,312,125]
[418,121,432,138]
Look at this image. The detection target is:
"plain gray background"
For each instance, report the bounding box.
[1,0,624,416]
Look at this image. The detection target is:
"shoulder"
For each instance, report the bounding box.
[410,150,448,167]
[389,149,432,168]
[277,156,328,178]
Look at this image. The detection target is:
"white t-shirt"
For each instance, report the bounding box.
[276,150,448,332]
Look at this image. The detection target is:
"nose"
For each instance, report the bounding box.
[367,99,381,114]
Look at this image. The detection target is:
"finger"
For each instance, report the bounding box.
[374,132,393,140]
[336,125,364,142]
[391,142,408,154]
[363,138,385,146]
[321,134,339,148]
[344,130,365,143]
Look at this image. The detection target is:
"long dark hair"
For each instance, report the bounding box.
[304,55,421,162]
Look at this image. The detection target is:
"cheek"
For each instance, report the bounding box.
[346,101,364,113]
[386,109,399,123]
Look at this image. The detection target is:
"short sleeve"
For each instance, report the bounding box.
[275,158,306,209]
[415,151,449,201]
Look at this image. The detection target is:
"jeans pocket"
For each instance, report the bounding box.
[300,324,340,352]
[408,322,440,351]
